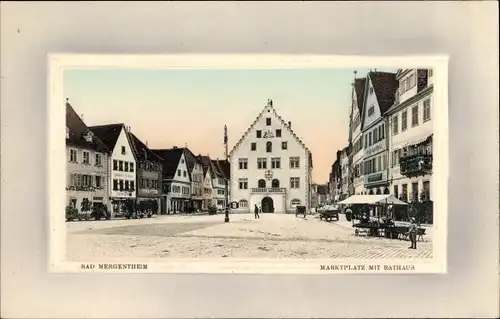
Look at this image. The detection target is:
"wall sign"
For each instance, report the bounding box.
[264,170,273,180]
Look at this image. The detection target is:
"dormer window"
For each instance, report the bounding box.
[369,87,374,95]
[83,131,93,143]
[121,146,126,155]
[266,118,271,125]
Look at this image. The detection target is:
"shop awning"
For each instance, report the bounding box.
[337,194,408,206]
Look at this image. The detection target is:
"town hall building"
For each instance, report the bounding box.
[229,99,313,214]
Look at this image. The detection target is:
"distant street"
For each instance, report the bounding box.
[66,214,433,260]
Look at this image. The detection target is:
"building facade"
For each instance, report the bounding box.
[128,132,163,212]
[152,147,191,214]
[66,101,110,213]
[360,71,398,195]
[201,165,214,210]
[90,123,137,217]
[386,69,434,202]
[184,149,204,211]
[339,146,350,200]
[229,99,313,213]
[349,76,367,195]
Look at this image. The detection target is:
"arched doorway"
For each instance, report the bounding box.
[261,196,274,213]
[369,189,374,195]
[376,189,381,195]
[384,188,390,194]
[258,179,266,188]
[271,179,280,188]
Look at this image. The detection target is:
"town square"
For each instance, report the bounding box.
[64,67,435,260]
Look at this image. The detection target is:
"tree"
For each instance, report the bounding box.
[65,205,78,222]
[80,198,92,220]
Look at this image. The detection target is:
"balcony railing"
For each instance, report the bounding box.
[250,187,286,194]
[399,154,433,177]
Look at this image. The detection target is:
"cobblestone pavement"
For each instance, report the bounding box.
[66,213,433,260]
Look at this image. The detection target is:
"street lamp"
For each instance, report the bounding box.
[224,125,230,223]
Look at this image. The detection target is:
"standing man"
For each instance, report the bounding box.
[408,217,418,249]
[254,204,260,219]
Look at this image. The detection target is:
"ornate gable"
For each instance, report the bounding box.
[228,99,311,158]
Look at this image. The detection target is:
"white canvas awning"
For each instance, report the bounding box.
[337,194,408,206]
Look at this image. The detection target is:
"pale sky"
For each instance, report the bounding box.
[64,68,395,184]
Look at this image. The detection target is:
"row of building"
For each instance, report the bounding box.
[66,100,230,217]
[328,69,434,204]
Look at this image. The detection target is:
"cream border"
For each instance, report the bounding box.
[48,54,449,274]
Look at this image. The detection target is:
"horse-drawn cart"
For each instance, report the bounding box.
[318,205,340,222]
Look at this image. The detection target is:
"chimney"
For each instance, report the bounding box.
[173,146,178,149]
[145,140,148,147]
[81,114,84,121]
[288,121,292,128]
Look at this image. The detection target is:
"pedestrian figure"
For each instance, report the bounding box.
[254,204,260,219]
[408,217,418,249]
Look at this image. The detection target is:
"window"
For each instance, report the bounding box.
[381,123,385,139]
[113,179,118,190]
[291,199,301,206]
[365,135,368,147]
[256,130,262,138]
[401,110,408,131]
[95,176,102,188]
[239,199,248,208]
[271,179,280,188]
[266,118,271,125]
[423,99,431,122]
[258,179,266,188]
[428,69,433,77]
[238,178,248,190]
[81,174,92,187]
[266,141,272,153]
[69,149,77,162]
[130,163,134,172]
[393,185,398,198]
[423,181,430,200]
[369,87,374,95]
[290,177,300,189]
[95,154,102,166]
[392,115,399,135]
[290,157,300,169]
[121,146,126,155]
[124,161,129,172]
[181,159,185,164]
[82,151,90,164]
[119,180,124,191]
[183,170,187,177]
[276,129,282,137]
[238,158,248,169]
[281,141,288,150]
[177,169,181,176]
[392,150,400,167]
[257,158,267,169]
[251,143,256,151]
[402,184,408,198]
[130,181,135,191]
[119,161,123,171]
[412,105,419,126]
[373,128,378,143]
[369,132,372,145]
[271,157,281,169]
[411,182,419,201]
[368,105,375,116]
[113,160,118,170]
[125,180,130,191]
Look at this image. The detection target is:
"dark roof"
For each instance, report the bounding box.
[197,156,217,178]
[183,148,201,174]
[88,123,125,152]
[214,159,230,179]
[151,147,185,180]
[66,102,109,153]
[368,71,399,115]
[128,132,164,163]
[354,77,367,113]
[317,184,328,195]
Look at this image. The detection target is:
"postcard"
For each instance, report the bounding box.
[48,54,449,274]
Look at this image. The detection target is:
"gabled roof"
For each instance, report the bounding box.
[228,99,311,158]
[88,123,125,152]
[213,159,230,179]
[368,71,399,115]
[217,160,231,179]
[66,101,109,153]
[197,155,218,179]
[183,147,200,174]
[354,77,367,114]
[151,147,185,180]
[127,132,164,164]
